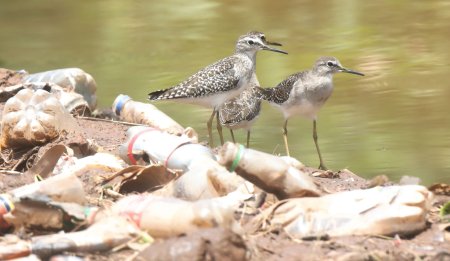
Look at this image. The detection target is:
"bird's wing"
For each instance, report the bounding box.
[262,72,303,104]
[218,86,262,125]
[149,56,243,100]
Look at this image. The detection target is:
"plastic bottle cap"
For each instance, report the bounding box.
[114,94,132,116]
[0,194,15,215]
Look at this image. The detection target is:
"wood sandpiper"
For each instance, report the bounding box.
[148,31,287,147]
[262,56,364,170]
[218,80,265,148]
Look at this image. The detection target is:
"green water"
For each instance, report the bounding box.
[1,1,449,184]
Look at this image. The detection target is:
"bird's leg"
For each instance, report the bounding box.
[207,109,216,147]
[282,119,290,157]
[216,111,224,145]
[313,119,328,170]
[246,130,251,148]
[230,129,236,143]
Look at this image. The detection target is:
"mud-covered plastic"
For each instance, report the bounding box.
[217,142,321,199]
[24,68,97,110]
[119,126,215,171]
[1,173,85,231]
[112,94,184,135]
[0,89,78,149]
[0,216,139,260]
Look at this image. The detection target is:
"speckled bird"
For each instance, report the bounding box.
[262,56,364,170]
[148,31,287,147]
[218,77,265,148]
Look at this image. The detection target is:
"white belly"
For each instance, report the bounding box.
[278,100,322,120]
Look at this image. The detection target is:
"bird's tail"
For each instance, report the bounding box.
[256,86,274,101]
[148,89,168,100]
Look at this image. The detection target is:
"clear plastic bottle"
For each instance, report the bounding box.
[24,68,97,110]
[119,126,215,171]
[113,94,184,135]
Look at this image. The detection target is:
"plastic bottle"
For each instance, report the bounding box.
[217,142,321,199]
[105,193,247,238]
[24,68,97,110]
[1,89,78,149]
[119,126,215,171]
[112,94,184,135]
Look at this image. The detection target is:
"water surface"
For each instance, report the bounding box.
[1,0,449,184]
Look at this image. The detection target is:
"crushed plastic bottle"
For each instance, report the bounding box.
[24,68,97,110]
[1,173,86,231]
[253,185,433,238]
[0,88,78,149]
[99,192,249,238]
[153,156,251,200]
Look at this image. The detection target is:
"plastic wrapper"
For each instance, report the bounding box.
[99,192,249,238]
[153,156,252,200]
[217,142,320,199]
[113,94,184,135]
[253,185,433,238]
[119,126,215,171]
[24,68,97,110]
[1,89,78,149]
[53,152,127,177]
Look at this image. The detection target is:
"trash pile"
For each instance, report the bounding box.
[0,68,449,260]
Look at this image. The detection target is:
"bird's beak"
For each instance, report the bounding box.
[265,40,282,46]
[339,66,364,76]
[262,44,288,54]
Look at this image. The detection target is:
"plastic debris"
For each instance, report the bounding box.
[153,156,252,200]
[217,142,321,199]
[119,126,215,171]
[0,216,139,260]
[101,164,177,194]
[24,68,97,110]
[135,228,247,261]
[1,89,78,149]
[96,192,249,238]
[113,94,185,135]
[1,173,85,231]
[253,185,433,238]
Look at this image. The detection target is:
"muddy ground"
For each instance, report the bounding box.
[0,70,449,261]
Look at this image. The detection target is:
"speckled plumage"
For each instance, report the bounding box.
[148,31,287,147]
[219,84,265,130]
[148,32,286,109]
[148,55,252,108]
[262,56,364,169]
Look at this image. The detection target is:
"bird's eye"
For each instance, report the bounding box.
[248,40,254,45]
[260,36,266,41]
[327,62,334,67]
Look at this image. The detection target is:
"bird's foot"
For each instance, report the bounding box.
[318,164,328,171]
